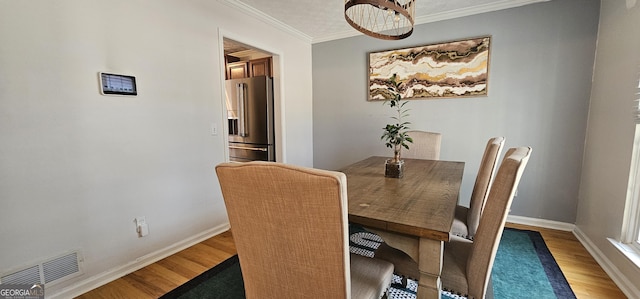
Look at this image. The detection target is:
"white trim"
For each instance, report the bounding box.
[313,30,362,44]
[608,238,640,270]
[420,0,549,23]
[42,216,640,299]
[217,28,287,163]
[218,0,312,43]
[218,31,231,162]
[219,0,550,44]
[312,0,551,43]
[574,228,640,299]
[622,124,640,245]
[270,55,287,163]
[414,0,549,25]
[47,223,230,299]
[506,215,575,231]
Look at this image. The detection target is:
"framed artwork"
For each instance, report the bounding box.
[368,36,491,101]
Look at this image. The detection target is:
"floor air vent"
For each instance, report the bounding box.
[1,265,40,285]
[1,251,82,286]
[42,252,80,284]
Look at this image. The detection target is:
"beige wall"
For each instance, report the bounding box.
[577,0,640,296]
[0,1,312,297]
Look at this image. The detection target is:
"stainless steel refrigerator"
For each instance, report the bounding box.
[225,76,275,162]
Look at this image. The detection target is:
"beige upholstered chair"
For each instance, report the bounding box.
[450,137,505,241]
[441,146,531,298]
[215,161,394,299]
[373,147,531,299]
[402,130,442,160]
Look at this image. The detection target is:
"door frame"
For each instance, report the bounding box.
[217,29,286,163]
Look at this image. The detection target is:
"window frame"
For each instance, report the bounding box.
[612,76,640,269]
[623,124,640,250]
[622,76,640,252]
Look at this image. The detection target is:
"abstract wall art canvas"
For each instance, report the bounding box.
[368,36,491,101]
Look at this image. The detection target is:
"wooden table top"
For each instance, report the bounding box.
[342,156,465,241]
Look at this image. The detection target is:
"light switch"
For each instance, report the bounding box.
[211,123,218,136]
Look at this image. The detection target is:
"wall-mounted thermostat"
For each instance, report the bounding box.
[99,72,137,96]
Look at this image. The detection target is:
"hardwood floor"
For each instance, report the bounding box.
[75,231,237,299]
[507,223,627,299]
[76,224,626,299]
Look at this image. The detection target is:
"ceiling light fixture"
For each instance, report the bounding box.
[344,0,416,40]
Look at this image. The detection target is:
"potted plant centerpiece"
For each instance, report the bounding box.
[380,74,413,178]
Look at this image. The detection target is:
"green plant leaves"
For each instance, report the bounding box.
[381,74,413,157]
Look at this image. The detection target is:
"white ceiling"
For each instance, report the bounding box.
[220,0,550,43]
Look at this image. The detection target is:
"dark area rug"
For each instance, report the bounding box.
[161,255,244,299]
[161,227,576,299]
[491,228,576,299]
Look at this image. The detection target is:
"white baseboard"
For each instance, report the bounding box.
[45,216,640,299]
[573,227,640,299]
[506,215,576,231]
[48,223,231,299]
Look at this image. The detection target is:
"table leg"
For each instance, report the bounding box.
[417,238,443,299]
[365,229,444,299]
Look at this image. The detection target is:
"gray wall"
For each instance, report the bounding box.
[312,0,599,223]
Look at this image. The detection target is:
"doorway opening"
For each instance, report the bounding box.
[222,38,282,162]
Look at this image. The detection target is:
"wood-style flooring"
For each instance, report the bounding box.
[507,223,627,299]
[76,223,627,299]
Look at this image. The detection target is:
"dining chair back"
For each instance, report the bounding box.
[451,137,505,240]
[443,146,531,298]
[371,147,531,299]
[215,161,394,299]
[402,130,442,160]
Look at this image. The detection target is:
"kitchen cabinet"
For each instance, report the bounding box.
[227,61,248,79]
[226,57,272,79]
[249,57,272,77]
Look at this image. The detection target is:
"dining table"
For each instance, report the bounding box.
[341,156,465,299]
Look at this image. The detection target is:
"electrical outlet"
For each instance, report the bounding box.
[135,217,146,226]
[514,189,518,197]
[135,217,149,237]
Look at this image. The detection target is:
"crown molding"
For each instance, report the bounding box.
[219,0,312,43]
[413,0,551,24]
[313,0,551,43]
[220,0,551,44]
[313,30,362,44]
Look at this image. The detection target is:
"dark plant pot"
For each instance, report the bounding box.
[385,159,404,178]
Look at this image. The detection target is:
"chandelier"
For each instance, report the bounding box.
[344,0,416,40]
